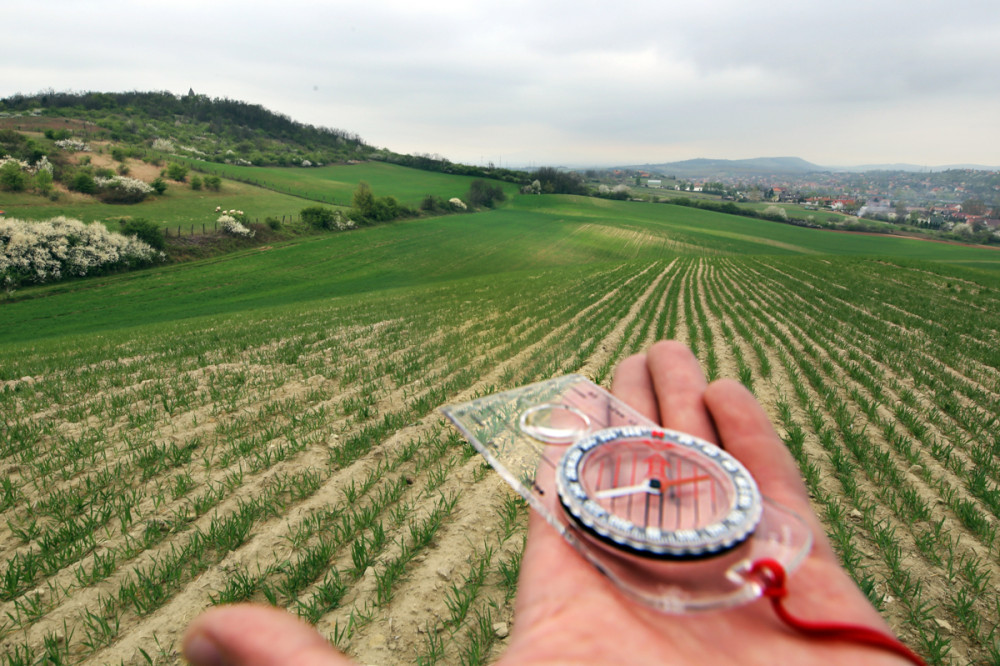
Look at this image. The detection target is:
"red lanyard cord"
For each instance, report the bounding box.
[749,559,926,666]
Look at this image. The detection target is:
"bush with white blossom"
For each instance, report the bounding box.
[0,216,163,289]
[55,138,91,152]
[449,197,467,211]
[95,175,156,203]
[762,205,789,221]
[217,214,255,238]
[152,138,175,152]
[334,212,356,230]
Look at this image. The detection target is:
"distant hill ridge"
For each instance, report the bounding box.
[632,156,1000,178]
[633,157,824,177]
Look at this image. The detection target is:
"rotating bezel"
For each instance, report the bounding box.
[555,425,763,559]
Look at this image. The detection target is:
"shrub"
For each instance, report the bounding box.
[265,217,281,230]
[190,175,203,191]
[70,172,97,194]
[203,175,221,192]
[119,218,166,250]
[152,138,174,152]
[0,216,163,289]
[762,205,788,221]
[34,169,53,195]
[371,196,399,222]
[54,138,91,152]
[95,176,155,204]
[0,161,27,192]
[467,179,506,208]
[421,194,447,212]
[449,197,467,211]
[218,214,255,238]
[166,163,188,182]
[530,167,585,195]
[151,177,167,195]
[301,206,336,229]
[352,182,376,220]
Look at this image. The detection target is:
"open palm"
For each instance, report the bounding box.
[184,341,913,666]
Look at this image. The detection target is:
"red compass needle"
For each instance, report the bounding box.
[658,474,711,488]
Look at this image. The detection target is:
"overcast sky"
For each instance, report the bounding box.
[3,0,999,168]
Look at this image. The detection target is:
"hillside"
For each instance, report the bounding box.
[0,90,528,186]
[0,90,372,166]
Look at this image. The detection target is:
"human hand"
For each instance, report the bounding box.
[183,341,912,665]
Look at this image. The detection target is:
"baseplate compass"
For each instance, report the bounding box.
[442,374,812,613]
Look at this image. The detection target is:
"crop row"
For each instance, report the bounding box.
[3,253,996,664]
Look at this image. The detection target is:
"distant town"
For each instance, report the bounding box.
[590,165,1000,243]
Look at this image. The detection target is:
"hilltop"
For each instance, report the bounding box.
[632,156,826,178]
[0,90,374,167]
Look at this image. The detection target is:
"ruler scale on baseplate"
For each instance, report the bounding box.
[442,374,814,613]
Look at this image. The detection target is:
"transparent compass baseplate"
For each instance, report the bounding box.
[442,374,813,613]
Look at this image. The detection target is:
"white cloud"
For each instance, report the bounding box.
[2,0,999,166]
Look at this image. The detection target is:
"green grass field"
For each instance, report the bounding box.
[3,193,998,347]
[178,159,521,208]
[0,161,519,235]
[3,175,1000,665]
[0,180,313,230]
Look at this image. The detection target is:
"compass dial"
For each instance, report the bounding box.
[556,426,762,559]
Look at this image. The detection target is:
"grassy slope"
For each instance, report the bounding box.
[2,194,997,350]
[175,160,522,208]
[0,161,518,231]
[0,180,314,230]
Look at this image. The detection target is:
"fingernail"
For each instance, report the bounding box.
[184,632,224,666]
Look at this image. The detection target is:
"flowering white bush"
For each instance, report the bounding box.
[763,205,789,220]
[0,155,52,176]
[334,211,356,230]
[218,214,255,238]
[0,216,163,289]
[952,222,973,238]
[152,138,175,152]
[95,175,155,203]
[34,155,53,174]
[449,197,467,211]
[54,138,91,152]
[0,155,31,171]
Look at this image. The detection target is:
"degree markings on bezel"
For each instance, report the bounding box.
[556,425,763,558]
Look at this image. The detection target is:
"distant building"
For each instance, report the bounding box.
[647,179,662,188]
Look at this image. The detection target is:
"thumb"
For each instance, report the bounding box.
[183,604,354,666]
